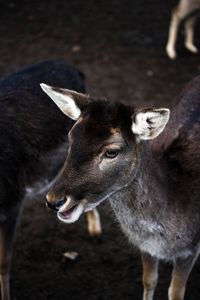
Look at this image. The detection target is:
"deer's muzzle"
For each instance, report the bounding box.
[57,196,86,224]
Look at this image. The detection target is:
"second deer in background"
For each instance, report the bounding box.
[166,0,200,59]
[0,60,102,300]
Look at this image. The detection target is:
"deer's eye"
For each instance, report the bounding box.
[105,149,119,159]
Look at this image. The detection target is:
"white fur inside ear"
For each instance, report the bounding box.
[132,108,170,140]
[40,83,81,120]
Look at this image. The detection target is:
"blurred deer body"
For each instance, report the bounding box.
[0,60,101,300]
[166,0,200,59]
[43,74,200,300]
[24,142,67,199]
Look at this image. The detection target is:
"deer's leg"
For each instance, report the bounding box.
[166,0,196,60]
[86,208,102,237]
[184,15,198,53]
[168,251,199,300]
[141,252,159,300]
[0,204,21,300]
[166,7,183,59]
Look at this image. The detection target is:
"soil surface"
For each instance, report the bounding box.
[1,0,200,299]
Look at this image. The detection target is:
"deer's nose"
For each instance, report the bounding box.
[46,192,66,212]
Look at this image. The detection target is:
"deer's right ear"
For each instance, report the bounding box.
[40,83,90,121]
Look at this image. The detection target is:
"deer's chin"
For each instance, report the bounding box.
[57,202,85,223]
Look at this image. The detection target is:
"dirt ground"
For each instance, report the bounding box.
[1,0,200,299]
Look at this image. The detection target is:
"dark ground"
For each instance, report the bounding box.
[1,0,200,299]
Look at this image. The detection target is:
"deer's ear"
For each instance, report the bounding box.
[131,108,170,140]
[40,83,90,121]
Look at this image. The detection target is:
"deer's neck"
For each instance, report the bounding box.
[109,144,200,260]
[109,143,169,229]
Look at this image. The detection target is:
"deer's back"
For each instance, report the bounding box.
[151,75,200,174]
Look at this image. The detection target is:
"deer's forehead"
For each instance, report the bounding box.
[69,116,124,146]
[69,100,133,146]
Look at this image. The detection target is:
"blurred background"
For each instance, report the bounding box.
[1,0,200,299]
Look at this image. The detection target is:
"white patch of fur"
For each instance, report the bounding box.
[132,109,170,141]
[58,202,85,224]
[40,83,81,120]
[139,220,163,233]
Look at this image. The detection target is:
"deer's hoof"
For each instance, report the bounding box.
[185,42,198,54]
[166,45,177,60]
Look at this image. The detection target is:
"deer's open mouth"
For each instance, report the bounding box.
[57,199,85,224]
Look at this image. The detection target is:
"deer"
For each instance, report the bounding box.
[0,60,101,300]
[42,74,200,300]
[166,0,200,59]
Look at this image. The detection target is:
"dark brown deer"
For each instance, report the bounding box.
[43,75,200,300]
[166,0,200,59]
[0,60,101,300]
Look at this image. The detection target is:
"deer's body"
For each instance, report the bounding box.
[0,60,101,300]
[43,73,200,300]
[166,0,200,59]
[111,76,200,261]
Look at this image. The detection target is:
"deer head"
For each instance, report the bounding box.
[41,83,170,223]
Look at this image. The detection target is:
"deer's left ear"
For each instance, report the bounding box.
[131,108,170,140]
[40,83,90,121]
